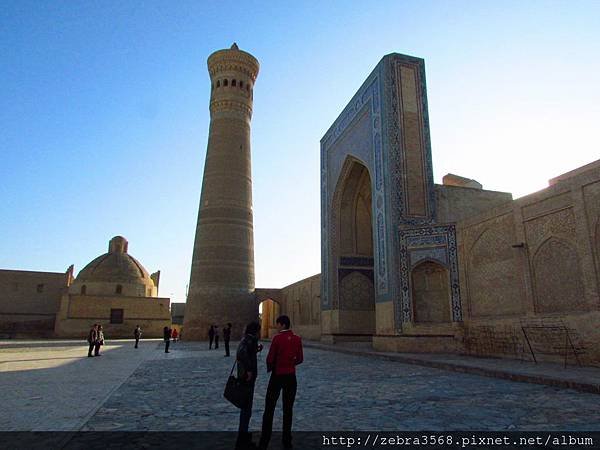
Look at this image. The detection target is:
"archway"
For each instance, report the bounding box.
[411,260,451,323]
[333,158,376,334]
[259,298,281,339]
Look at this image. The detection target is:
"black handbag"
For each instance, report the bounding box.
[223,361,252,409]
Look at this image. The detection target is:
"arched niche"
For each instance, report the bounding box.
[467,225,521,317]
[411,260,451,323]
[533,237,585,312]
[339,161,373,256]
[331,157,376,334]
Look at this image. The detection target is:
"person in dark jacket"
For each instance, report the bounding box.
[258,315,303,450]
[87,324,97,357]
[163,326,171,353]
[224,323,232,357]
[235,321,263,450]
[94,325,105,356]
[134,325,142,348]
[208,325,215,349]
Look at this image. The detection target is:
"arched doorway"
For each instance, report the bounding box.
[259,298,281,339]
[411,260,451,323]
[333,158,376,335]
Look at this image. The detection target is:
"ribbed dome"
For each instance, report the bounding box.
[71,236,156,297]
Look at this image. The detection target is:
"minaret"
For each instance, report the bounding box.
[183,44,260,340]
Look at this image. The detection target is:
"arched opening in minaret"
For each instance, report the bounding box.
[333,158,376,335]
[258,298,281,339]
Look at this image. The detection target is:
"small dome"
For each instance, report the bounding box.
[71,236,156,297]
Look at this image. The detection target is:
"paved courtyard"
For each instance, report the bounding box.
[2,340,600,433]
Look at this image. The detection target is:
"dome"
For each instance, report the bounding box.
[70,236,157,297]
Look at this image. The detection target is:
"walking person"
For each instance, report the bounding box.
[94,325,105,356]
[214,325,220,349]
[134,325,142,348]
[258,315,303,450]
[208,325,215,349]
[87,324,97,357]
[224,323,232,357]
[163,326,171,353]
[235,322,263,450]
[172,328,179,343]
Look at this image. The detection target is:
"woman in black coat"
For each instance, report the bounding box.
[235,322,263,449]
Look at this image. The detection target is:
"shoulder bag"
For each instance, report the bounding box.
[223,360,252,409]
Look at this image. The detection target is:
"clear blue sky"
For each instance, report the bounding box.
[1,1,599,303]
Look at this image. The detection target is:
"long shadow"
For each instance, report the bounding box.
[0,340,90,350]
[0,356,86,364]
[0,338,163,350]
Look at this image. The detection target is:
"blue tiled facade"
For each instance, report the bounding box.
[321,53,463,333]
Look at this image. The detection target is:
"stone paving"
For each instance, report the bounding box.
[305,341,600,394]
[3,340,600,432]
[85,342,600,432]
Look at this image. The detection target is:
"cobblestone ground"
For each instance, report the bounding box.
[83,342,600,432]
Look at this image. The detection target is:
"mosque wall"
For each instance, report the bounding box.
[279,274,321,340]
[435,184,512,224]
[457,161,600,366]
[315,50,600,366]
[286,158,600,366]
[0,269,68,337]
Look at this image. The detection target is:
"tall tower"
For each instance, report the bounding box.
[183,44,260,340]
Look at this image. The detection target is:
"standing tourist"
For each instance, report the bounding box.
[235,322,263,450]
[134,325,142,349]
[214,325,220,349]
[163,326,171,353]
[258,315,303,450]
[94,325,105,356]
[172,328,179,343]
[87,324,97,357]
[223,323,232,357]
[208,325,215,349]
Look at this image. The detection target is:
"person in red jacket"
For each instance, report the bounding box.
[258,315,303,450]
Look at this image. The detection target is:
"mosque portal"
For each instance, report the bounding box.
[333,158,376,337]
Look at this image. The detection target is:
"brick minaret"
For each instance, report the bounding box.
[184,44,259,340]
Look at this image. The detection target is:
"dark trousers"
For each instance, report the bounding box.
[225,339,230,356]
[215,335,219,349]
[165,340,170,353]
[260,374,297,447]
[94,343,101,356]
[238,382,255,433]
[209,336,214,349]
[88,343,94,356]
[135,338,139,348]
